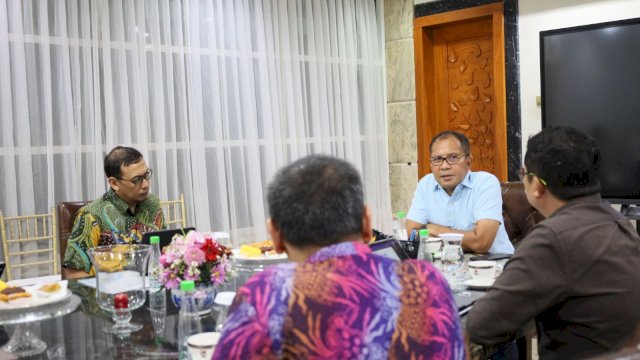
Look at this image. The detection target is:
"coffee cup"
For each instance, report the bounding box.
[468,260,497,281]
[426,237,443,253]
[187,332,221,360]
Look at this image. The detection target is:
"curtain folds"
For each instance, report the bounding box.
[0,0,390,250]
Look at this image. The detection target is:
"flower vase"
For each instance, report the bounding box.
[171,283,218,315]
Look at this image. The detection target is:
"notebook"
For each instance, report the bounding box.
[141,227,195,249]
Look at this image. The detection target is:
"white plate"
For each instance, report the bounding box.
[463,277,495,289]
[0,287,72,310]
[34,280,69,297]
[232,249,288,262]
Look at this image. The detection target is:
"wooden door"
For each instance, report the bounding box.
[414,4,507,181]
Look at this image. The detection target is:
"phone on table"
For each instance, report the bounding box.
[469,253,512,261]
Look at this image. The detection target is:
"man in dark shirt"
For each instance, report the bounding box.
[467,127,640,359]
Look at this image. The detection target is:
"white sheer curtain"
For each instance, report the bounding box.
[0,0,390,257]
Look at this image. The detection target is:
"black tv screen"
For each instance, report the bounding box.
[540,18,640,204]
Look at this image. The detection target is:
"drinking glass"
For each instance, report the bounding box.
[440,235,465,291]
[87,244,151,335]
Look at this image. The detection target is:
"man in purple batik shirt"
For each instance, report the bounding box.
[213,155,465,360]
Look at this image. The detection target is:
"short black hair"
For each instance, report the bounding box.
[104,146,144,178]
[429,130,471,155]
[525,126,601,200]
[267,154,364,248]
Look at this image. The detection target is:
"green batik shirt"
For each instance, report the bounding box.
[63,188,167,272]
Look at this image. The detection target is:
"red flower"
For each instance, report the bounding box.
[200,238,219,262]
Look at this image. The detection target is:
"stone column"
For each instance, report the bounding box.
[385,0,418,214]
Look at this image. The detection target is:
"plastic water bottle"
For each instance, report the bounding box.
[177,280,202,359]
[393,211,408,240]
[147,235,162,291]
[417,229,433,262]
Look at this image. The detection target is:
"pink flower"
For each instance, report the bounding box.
[186,231,205,245]
[162,271,181,290]
[210,262,227,285]
[183,247,205,265]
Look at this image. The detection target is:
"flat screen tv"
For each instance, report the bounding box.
[540,18,640,204]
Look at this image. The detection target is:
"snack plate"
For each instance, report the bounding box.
[232,249,288,262]
[0,281,70,310]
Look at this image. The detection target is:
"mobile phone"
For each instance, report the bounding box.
[469,253,512,261]
[0,262,5,278]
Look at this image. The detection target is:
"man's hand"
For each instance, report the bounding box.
[422,220,500,253]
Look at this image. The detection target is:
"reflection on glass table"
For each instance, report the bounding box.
[0,292,81,357]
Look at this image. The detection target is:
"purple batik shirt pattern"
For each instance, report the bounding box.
[213,241,465,360]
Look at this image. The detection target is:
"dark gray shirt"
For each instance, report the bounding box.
[467,194,640,360]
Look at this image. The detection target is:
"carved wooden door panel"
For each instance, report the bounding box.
[414,4,507,181]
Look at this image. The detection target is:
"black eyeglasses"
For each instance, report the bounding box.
[430,154,467,166]
[518,167,548,186]
[116,168,153,187]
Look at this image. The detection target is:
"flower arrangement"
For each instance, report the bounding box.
[159,230,234,290]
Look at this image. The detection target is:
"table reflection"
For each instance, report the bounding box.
[0,281,219,359]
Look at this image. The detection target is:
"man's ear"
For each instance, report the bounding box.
[107,177,119,192]
[267,218,286,253]
[531,178,546,199]
[466,153,473,166]
[361,205,373,244]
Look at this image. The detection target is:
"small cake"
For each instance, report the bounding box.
[0,286,32,301]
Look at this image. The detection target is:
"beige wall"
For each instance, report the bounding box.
[385,0,419,215]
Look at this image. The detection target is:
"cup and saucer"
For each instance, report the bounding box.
[463,260,497,289]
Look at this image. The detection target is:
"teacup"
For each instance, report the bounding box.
[468,260,497,282]
[426,237,443,253]
[187,332,221,360]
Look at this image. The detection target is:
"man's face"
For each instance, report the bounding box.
[110,160,151,208]
[430,136,471,195]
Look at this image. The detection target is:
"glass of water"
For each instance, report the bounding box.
[440,234,465,291]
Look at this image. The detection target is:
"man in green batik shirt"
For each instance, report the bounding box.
[63,146,167,274]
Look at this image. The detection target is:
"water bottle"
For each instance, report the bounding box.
[393,211,408,240]
[149,288,166,338]
[177,280,202,359]
[417,229,433,262]
[147,235,162,291]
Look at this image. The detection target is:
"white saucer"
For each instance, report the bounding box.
[463,277,495,289]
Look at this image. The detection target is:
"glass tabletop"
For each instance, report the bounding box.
[0,292,81,325]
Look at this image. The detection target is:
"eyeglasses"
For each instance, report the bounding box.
[116,168,153,187]
[518,167,548,187]
[430,154,467,166]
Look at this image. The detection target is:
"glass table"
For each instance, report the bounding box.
[0,292,81,357]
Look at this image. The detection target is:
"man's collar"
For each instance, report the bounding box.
[105,188,136,215]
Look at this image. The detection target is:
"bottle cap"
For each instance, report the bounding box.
[150,236,160,245]
[396,211,406,219]
[180,280,195,291]
[419,229,429,237]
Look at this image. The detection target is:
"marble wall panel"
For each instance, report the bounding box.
[389,163,419,214]
[387,102,418,163]
[386,39,416,102]
[385,0,414,41]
